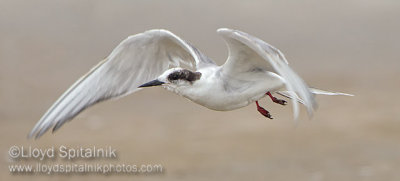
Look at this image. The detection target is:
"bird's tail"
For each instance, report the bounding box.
[276,88,353,105]
[309,88,354,97]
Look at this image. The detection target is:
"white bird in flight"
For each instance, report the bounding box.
[29,28,352,138]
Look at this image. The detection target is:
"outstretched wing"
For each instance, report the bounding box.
[29,29,216,138]
[217,28,316,119]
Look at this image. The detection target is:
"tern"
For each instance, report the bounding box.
[29,28,352,138]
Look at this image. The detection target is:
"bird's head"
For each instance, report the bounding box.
[138,68,202,89]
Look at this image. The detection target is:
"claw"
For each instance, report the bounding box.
[267,92,287,106]
[256,101,273,119]
[257,106,273,119]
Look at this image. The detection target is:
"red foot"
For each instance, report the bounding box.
[267,92,287,105]
[256,101,273,119]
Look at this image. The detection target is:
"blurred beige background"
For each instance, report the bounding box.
[1,0,399,180]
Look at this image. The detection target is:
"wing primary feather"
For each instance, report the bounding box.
[29,59,108,138]
[29,29,217,138]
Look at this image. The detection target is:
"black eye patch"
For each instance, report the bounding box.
[168,69,201,82]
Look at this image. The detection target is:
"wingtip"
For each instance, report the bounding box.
[26,132,40,140]
[27,129,37,139]
[28,125,50,140]
[27,133,34,140]
[35,129,47,139]
[28,123,44,139]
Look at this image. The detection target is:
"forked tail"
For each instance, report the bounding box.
[276,88,353,105]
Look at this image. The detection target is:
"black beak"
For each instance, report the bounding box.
[138,79,165,88]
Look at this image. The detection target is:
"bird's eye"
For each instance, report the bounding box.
[168,72,181,81]
[171,74,179,80]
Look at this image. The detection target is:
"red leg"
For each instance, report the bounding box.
[256,101,273,119]
[267,92,287,105]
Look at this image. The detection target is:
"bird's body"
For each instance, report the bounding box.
[29,28,352,138]
[170,66,283,111]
